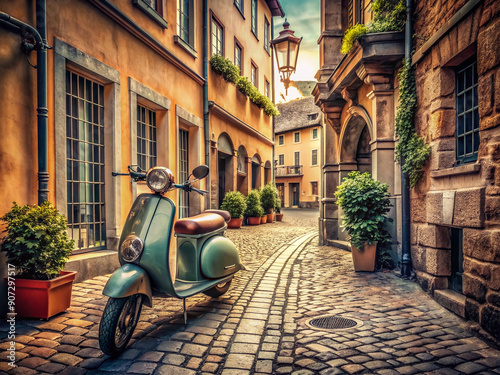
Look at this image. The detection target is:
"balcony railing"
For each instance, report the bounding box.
[275,165,303,177]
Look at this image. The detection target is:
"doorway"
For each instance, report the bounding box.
[290,183,300,207]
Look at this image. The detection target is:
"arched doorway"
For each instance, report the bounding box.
[339,110,372,175]
[251,154,261,190]
[237,145,248,195]
[217,133,234,207]
[264,161,271,185]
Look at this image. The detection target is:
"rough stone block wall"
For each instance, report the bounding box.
[412,2,500,341]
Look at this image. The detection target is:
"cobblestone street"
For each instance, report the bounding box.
[1,208,500,374]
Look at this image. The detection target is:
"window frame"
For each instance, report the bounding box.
[264,16,270,54]
[264,77,270,98]
[133,0,168,29]
[136,103,158,172]
[294,151,300,166]
[278,134,284,146]
[211,15,224,57]
[234,0,244,17]
[293,131,300,144]
[278,153,285,166]
[311,148,318,166]
[455,58,479,164]
[251,61,258,88]
[311,128,319,140]
[234,39,243,74]
[251,0,258,38]
[311,181,319,196]
[175,0,196,55]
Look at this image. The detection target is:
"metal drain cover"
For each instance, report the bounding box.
[305,315,361,330]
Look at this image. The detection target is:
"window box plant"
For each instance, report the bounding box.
[1,201,76,318]
[334,172,393,272]
[220,191,247,229]
[244,190,264,225]
[260,182,279,223]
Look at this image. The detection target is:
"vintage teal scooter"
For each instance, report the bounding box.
[98,165,244,356]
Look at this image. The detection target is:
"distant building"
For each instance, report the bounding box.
[275,90,322,208]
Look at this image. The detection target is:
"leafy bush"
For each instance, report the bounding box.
[244,190,264,217]
[220,191,247,219]
[341,0,406,54]
[1,201,75,280]
[274,197,281,213]
[236,76,254,96]
[334,172,393,251]
[260,182,279,214]
[210,54,239,84]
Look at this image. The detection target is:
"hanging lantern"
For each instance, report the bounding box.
[271,19,302,93]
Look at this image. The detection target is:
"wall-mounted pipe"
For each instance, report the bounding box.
[0,1,50,205]
[202,0,211,209]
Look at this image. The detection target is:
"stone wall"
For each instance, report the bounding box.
[412,1,500,341]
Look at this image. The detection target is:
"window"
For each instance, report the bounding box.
[311,149,318,166]
[234,0,243,14]
[177,0,194,47]
[294,151,300,166]
[133,0,168,28]
[265,78,270,98]
[264,17,270,53]
[311,181,318,196]
[179,129,189,218]
[235,41,242,73]
[308,113,318,121]
[278,154,284,165]
[211,17,223,56]
[294,131,300,143]
[251,62,258,88]
[137,104,157,171]
[311,128,319,140]
[278,134,284,145]
[66,71,106,251]
[456,59,479,163]
[251,0,257,36]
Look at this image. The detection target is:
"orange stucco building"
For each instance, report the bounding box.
[0,0,284,310]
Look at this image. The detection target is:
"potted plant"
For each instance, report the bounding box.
[334,171,393,272]
[261,182,279,223]
[1,201,76,318]
[220,191,247,229]
[275,198,283,221]
[244,190,264,225]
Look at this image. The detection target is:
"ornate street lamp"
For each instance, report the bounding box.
[271,19,302,94]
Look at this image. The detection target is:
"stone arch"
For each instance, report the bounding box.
[217,132,235,207]
[264,160,272,185]
[251,154,262,189]
[339,106,373,164]
[236,145,248,195]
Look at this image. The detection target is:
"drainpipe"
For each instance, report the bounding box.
[271,17,275,183]
[0,1,50,205]
[203,0,211,209]
[400,0,413,277]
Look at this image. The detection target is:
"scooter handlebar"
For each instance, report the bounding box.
[173,183,208,195]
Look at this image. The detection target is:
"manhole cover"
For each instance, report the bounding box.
[305,315,361,330]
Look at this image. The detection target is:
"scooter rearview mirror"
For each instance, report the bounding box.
[192,165,209,180]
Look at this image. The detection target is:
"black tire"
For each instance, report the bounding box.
[99,294,143,356]
[203,279,232,297]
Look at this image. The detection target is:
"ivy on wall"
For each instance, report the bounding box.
[395,59,431,187]
[341,0,406,55]
[210,54,279,117]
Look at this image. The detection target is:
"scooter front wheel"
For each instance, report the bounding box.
[203,279,232,297]
[99,294,143,356]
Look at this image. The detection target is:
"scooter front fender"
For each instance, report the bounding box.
[103,263,153,307]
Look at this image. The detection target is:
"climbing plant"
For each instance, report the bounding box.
[210,54,279,117]
[395,59,431,187]
[341,0,406,55]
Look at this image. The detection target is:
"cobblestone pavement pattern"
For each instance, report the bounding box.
[1,208,500,374]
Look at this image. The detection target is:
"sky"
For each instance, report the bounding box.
[273,0,320,102]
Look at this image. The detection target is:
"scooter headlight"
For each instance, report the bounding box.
[146,167,174,193]
[120,235,144,262]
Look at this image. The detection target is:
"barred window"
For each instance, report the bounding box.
[311,149,318,166]
[137,104,157,171]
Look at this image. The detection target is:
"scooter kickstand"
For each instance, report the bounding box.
[183,298,187,325]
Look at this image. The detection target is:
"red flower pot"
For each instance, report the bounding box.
[260,215,268,224]
[267,213,274,223]
[227,217,243,229]
[10,271,77,319]
[247,216,261,225]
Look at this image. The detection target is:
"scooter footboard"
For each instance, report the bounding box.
[103,263,153,307]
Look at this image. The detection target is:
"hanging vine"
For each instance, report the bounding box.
[395,59,431,187]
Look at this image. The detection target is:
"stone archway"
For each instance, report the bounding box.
[236,145,248,195]
[251,154,262,189]
[217,133,234,207]
[264,161,272,185]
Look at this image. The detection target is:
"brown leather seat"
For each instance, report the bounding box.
[204,209,231,222]
[174,213,225,235]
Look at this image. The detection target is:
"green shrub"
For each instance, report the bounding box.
[341,24,368,55]
[244,190,264,217]
[236,76,254,96]
[260,182,279,214]
[1,201,75,280]
[210,54,239,84]
[334,172,393,251]
[220,191,247,219]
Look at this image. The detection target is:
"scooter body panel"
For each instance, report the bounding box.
[200,236,243,279]
[102,263,153,307]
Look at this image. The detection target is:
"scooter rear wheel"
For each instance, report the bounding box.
[99,294,143,356]
[203,279,232,297]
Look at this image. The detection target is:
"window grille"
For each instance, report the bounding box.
[178,0,190,43]
[179,129,189,218]
[137,104,157,172]
[211,18,223,56]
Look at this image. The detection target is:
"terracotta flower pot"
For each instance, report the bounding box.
[350,242,377,272]
[227,217,243,229]
[261,215,268,224]
[267,213,274,223]
[11,270,77,319]
[275,213,283,221]
[247,216,261,225]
